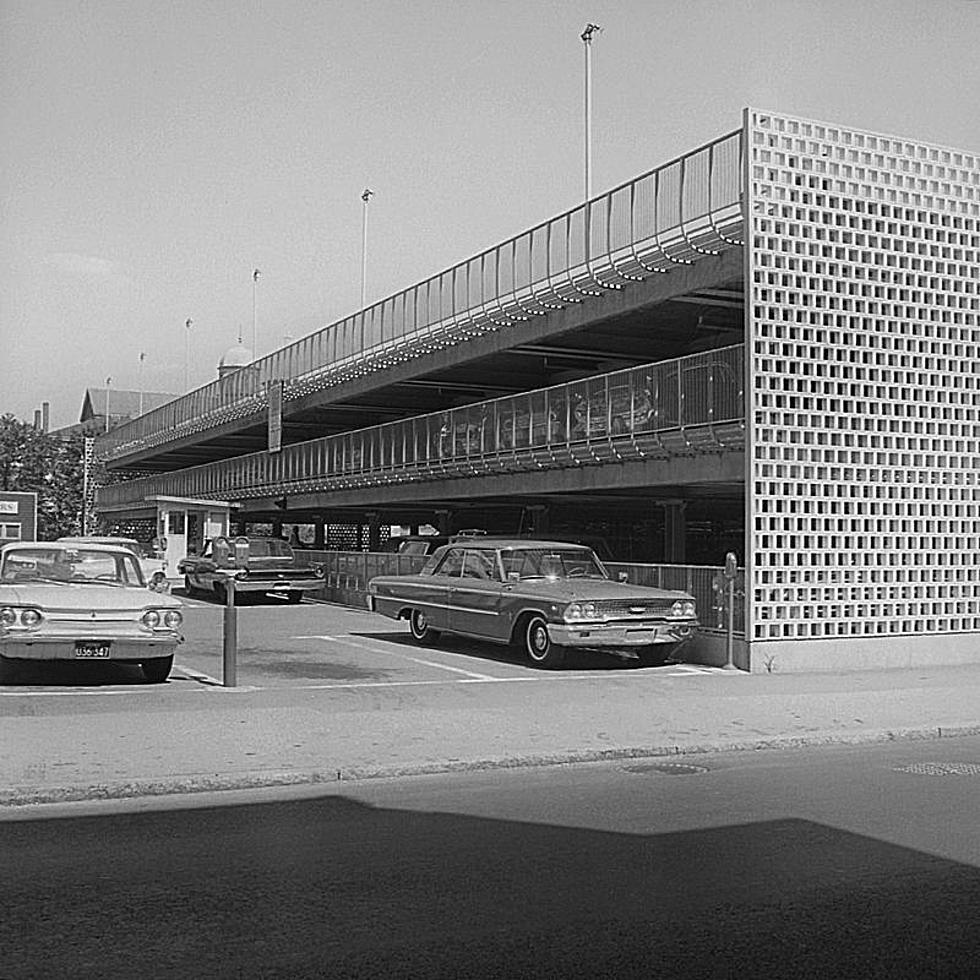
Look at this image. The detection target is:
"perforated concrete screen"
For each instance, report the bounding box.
[745,110,980,653]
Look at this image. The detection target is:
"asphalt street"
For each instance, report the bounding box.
[3,736,979,979]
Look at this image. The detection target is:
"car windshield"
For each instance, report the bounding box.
[1,548,145,586]
[500,548,607,581]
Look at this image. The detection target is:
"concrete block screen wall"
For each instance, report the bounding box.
[744,109,980,668]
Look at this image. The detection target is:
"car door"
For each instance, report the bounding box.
[407,547,463,631]
[449,548,504,639]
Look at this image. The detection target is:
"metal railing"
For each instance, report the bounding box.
[97,129,744,462]
[304,551,745,636]
[97,346,744,509]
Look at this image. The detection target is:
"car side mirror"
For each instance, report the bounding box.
[618,571,628,583]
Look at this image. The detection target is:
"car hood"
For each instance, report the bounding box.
[504,579,693,602]
[0,582,182,611]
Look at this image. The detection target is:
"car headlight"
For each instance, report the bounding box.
[0,606,43,629]
[163,609,183,629]
[20,608,43,628]
[563,602,598,622]
[670,600,696,618]
[141,609,161,628]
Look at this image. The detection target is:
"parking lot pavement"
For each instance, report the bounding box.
[170,598,729,691]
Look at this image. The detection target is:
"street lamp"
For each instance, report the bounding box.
[581,23,602,201]
[104,376,112,433]
[252,268,261,354]
[184,318,193,390]
[138,352,146,415]
[360,188,373,310]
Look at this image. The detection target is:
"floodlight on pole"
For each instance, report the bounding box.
[105,376,112,433]
[138,352,146,416]
[184,318,193,390]
[360,188,373,310]
[581,23,602,201]
[252,268,261,355]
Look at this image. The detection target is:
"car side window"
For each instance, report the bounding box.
[460,549,499,581]
[433,548,465,577]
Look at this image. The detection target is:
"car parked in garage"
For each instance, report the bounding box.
[366,538,697,668]
[0,541,183,683]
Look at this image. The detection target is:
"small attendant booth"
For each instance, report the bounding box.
[149,496,236,574]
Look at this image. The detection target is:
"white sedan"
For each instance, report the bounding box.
[0,542,183,683]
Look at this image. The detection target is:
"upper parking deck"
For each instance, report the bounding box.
[96,128,745,469]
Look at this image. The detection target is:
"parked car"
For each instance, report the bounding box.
[57,536,169,591]
[366,538,697,668]
[178,536,325,602]
[382,535,451,557]
[0,541,183,683]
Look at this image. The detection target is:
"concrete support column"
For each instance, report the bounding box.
[435,509,453,536]
[367,512,381,552]
[313,517,325,550]
[526,504,549,536]
[661,500,687,563]
[272,519,283,538]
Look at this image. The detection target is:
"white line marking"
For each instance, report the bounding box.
[174,663,224,686]
[0,685,207,697]
[404,657,498,680]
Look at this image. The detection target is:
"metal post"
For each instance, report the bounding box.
[222,575,237,687]
[581,24,601,201]
[252,269,261,355]
[184,318,192,390]
[722,551,738,670]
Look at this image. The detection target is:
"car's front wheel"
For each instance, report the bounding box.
[521,614,565,669]
[142,655,174,683]
[409,608,440,646]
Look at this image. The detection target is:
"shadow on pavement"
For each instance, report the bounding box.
[3,799,978,978]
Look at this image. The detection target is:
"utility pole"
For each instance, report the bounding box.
[581,23,601,201]
[360,188,373,309]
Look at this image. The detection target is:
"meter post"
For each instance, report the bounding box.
[222,572,238,687]
[722,552,739,671]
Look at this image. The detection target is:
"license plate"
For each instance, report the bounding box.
[75,642,111,658]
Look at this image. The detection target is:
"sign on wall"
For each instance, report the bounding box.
[0,491,38,543]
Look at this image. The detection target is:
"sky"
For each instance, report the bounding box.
[2,0,979,430]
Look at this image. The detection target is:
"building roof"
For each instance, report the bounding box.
[219,343,254,369]
[80,388,177,422]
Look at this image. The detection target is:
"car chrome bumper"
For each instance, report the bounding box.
[547,621,696,647]
[1,634,181,660]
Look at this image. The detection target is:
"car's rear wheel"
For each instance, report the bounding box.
[522,614,565,669]
[409,608,440,646]
[637,644,676,667]
[142,655,174,683]
[184,575,196,596]
[0,655,19,684]
[213,581,227,604]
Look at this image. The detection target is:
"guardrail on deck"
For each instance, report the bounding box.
[97,129,744,462]
[97,345,745,508]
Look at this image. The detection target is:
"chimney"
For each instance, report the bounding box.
[42,401,50,433]
[33,409,42,430]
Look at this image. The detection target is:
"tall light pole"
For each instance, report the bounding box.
[104,376,112,433]
[138,352,146,415]
[184,318,193,390]
[251,268,261,354]
[360,188,373,310]
[581,23,601,201]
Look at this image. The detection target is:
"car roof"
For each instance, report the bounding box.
[10,541,135,556]
[440,538,594,551]
[58,536,139,546]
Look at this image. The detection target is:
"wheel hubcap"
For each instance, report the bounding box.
[529,624,548,657]
[414,612,427,633]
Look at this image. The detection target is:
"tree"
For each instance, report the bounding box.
[0,414,86,539]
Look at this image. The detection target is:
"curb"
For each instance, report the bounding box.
[3,722,980,809]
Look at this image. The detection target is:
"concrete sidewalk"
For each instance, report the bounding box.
[3,657,980,807]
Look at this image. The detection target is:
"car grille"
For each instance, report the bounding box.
[595,599,676,619]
